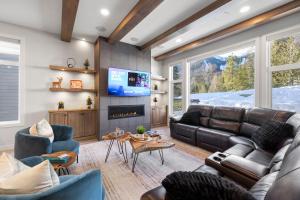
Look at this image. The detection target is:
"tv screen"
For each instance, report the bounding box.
[108,67,151,96]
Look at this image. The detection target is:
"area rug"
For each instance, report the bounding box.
[70,137,205,200]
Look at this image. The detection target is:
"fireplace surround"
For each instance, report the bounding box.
[108,105,145,120]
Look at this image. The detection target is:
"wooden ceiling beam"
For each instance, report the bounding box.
[61,0,79,42]
[107,0,163,44]
[154,0,300,61]
[141,0,232,50]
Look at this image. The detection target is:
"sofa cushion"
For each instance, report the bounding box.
[249,172,278,200]
[251,120,293,151]
[0,153,29,181]
[172,123,198,145]
[269,144,290,169]
[245,149,273,166]
[187,105,213,127]
[211,106,245,122]
[162,171,255,200]
[197,127,234,150]
[225,144,254,157]
[52,140,80,154]
[179,112,201,126]
[240,122,260,138]
[229,136,256,148]
[286,113,300,137]
[209,119,241,133]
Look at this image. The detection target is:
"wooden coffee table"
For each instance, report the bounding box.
[42,151,77,175]
[129,135,175,172]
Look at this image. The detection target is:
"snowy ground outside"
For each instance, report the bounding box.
[190,85,300,112]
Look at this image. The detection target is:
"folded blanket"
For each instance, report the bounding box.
[162,171,255,200]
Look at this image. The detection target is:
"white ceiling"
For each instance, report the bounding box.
[0,0,293,57]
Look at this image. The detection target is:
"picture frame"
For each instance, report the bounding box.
[70,80,83,89]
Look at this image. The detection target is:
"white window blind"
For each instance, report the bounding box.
[0,37,20,124]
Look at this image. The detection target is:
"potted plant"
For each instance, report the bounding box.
[87,96,93,109]
[83,59,90,70]
[58,101,64,110]
[136,125,146,138]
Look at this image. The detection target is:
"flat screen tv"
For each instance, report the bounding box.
[108,67,151,96]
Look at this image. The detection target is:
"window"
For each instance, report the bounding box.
[170,63,184,115]
[0,37,21,125]
[189,45,255,108]
[268,31,300,112]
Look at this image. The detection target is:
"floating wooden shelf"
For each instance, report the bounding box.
[49,65,96,74]
[151,90,168,94]
[49,88,97,93]
[48,109,96,113]
[151,75,167,81]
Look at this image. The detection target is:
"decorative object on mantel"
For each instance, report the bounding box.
[67,58,76,68]
[52,76,63,88]
[154,84,158,90]
[83,59,90,70]
[58,101,64,110]
[70,80,83,89]
[153,97,158,106]
[87,96,93,109]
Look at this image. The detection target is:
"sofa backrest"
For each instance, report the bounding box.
[208,106,245,133]
[265,130,300,200]
[187,105,213,127]
[240,108,294,138]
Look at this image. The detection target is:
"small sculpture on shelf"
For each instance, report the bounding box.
[154,84,158,90]
[52,76,63,88]
[87,96,93,109]
[83,59,90,70]
[58,101,64,110]
[153,97,158,107]
[67,58,76,68]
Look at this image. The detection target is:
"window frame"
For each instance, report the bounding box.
[186,39,259,108]
[0,34,25,127]
[169,60,186,116]
[265,26,300,109]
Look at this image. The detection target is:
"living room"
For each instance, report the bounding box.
[1,0,300,200]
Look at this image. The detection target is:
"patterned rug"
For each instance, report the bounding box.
[70,128,207,200]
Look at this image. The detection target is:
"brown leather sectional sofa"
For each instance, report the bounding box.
[141,105,300,200]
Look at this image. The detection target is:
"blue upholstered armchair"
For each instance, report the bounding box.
[0,157,105,200]
[14,125,80,160]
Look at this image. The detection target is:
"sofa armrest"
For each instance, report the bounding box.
[52,125,73,141]
[14,132,52,159]
[221,155,269,180]
[20,156,44,167]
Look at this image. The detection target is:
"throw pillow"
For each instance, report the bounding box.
[162,171,255,200]
[0,153,29,181]
[30,119,54,142]
[0,160,60,194]
[179,112,201,126]
[252,120,293,151]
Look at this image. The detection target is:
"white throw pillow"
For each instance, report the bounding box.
[30,119,54,142]
[0,153,29,181]
[0,160,60,194]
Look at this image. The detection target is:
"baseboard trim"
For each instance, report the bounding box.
[0,144,14,152]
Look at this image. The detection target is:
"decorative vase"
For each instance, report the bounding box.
[87,105,91,109]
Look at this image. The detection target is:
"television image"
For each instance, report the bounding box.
[108,67,151,96]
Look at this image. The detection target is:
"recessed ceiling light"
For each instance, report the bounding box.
[240,6,250,13]
[100,8,110,16]
[96,26,107,32]
[130,37,139,42]
[175,38,182,43]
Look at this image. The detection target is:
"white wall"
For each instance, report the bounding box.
[0,22,94,150]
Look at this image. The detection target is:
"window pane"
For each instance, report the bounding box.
[172,64,183,80]
[173,83,183,114]
[272,68,300,112]
[0,39,20,123]
[190,46,255,108]
[271,35,300,66]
